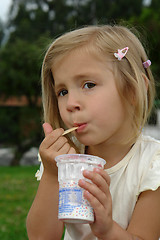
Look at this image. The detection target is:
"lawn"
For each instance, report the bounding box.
[0,166,65,240]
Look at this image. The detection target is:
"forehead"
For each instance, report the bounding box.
[52,47,113,82]
[52,43,107,68]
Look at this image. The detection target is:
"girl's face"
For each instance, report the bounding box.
[52,49,132,147]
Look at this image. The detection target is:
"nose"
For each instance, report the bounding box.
[66,92,81,112]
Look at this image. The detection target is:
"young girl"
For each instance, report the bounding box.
[26,25,160,240]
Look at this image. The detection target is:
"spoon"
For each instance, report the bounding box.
[62,127,78,136]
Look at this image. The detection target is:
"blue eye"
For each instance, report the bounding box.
[58,89,68,97]
[84,82,96,89]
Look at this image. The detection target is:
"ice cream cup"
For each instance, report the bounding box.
[55,154,106,224]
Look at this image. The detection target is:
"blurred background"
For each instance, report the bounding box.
[0,0,160,239]
[0,0,160,166]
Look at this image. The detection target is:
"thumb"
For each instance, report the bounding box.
[43,122,53,137]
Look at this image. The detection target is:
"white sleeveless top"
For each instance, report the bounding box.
[35,135,160,240]
[64,135,160,239]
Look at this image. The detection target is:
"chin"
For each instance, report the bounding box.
[76,136,97,146]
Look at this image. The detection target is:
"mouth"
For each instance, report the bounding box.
[73,123,87,133]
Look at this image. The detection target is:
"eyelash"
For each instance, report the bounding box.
[57,82,96,97]
[57,89,68,97]
[83,82,96,89]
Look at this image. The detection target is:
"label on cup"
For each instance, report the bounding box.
[58,180,94,223]
[55,154,106,223]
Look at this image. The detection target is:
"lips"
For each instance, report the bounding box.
[73,123,87,132]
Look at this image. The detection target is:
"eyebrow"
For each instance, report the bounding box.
[54,70,103,92]
[54,83,65,93]
[73,71,102,81]
[74,73,95,79]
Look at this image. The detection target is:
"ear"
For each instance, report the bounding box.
[142,73,149,91]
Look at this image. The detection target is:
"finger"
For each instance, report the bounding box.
[82,170,110,195]
[79,179,107,207]
[43,122,53,137]
[68,147,76,154]
[41,128,64,149]
[83,190,104,213]
[93,168,111,186]
[49,136,68,152]
[58,142,71,154]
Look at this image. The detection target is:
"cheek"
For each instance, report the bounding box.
[94,92,125,121]
[58,102,69,126]
[58,102,65,119]
[59,109,65,121]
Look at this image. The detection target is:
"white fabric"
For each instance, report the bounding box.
[35,153,44,180]
[35,135,160,239]
[63,135,160,240]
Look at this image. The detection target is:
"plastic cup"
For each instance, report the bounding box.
[55,154,106,224]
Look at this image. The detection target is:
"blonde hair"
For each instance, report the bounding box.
[41,25,155,149]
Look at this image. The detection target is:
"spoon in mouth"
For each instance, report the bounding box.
[62,127,78,136]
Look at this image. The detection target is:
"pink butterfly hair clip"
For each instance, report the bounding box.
[114,47,129,61]
[143,60,151,68]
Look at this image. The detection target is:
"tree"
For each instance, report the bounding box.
[0,21,4,47]
[1,0,158,165]
[0,37,47,104]
[6,0,144,42]
[128,0,160,106]
[7,0,74,42]
[0,106,42,165]
[85,0,143,24]
[0,35,49,165]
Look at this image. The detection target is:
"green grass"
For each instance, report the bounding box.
[0,166,65,240]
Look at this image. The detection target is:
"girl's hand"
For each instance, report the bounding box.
[78,168,113,239]
[39,123,76,176]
